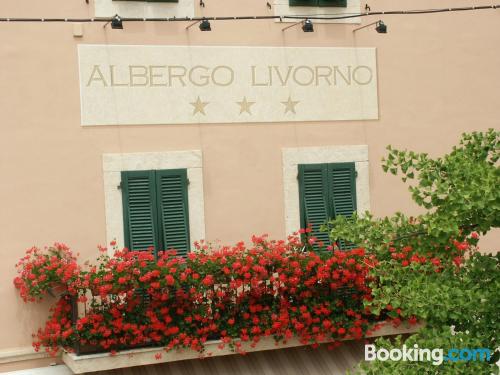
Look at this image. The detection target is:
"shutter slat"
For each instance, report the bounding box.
[156,170,190,257]
[289,0,346,6]
[299,164,331,250]
[289,0,318,6]
[121,171,159,252]
[328,163,357,250]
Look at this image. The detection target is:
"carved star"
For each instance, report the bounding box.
[190,96,209,115]
[281,95,300,114]
[236,96,256,115]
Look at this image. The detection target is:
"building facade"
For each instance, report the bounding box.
[0,0,499,372]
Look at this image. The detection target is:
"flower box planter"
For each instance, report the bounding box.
[15,239,413,370]
[62,322,423,374]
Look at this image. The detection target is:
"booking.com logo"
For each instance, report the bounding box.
[365,344,492,366]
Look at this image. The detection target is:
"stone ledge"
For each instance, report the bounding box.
[4,364,72,375]
[63,322,423,374]
[0,347,53,365]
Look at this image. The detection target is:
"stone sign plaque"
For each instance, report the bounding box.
[78,45,378,125]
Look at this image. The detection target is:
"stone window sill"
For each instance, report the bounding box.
[63,322,423,374]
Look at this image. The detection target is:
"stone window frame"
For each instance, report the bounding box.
[102,150,205,255]
[282,145,370,235]
[94,0,195,19]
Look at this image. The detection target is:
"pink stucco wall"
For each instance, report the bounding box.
[0,0,498,369]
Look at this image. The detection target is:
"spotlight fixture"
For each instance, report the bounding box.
[375,20,387,33]
[352,19,387,34]
[302,19,314,32]
[199,18,211,31]
[111,14,123,29]
[282,18,314,33]
[186,18,212,31]
[103,14,123,29]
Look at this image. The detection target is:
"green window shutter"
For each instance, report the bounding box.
[328,162,357,249]
[155,169,190,257]
[113,0,179,2]
[289,0,346,6]
[289,0,318,6]
[121,170,160,252]
[298,164,331,249]
[318,0,347,7]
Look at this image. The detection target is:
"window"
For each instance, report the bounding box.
[282,146,369,240]
[103,150,205,257]
[298,162,358,250]
[274,0,359,24]
[121,169,190,257]
[95,0,194,19]
[289,0,347,7]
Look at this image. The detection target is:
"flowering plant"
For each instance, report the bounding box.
[14,233,388,357]
[14,243,80,302]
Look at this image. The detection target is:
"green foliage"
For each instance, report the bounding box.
[326,130,499,373]
[367,251,499,335]
[358,251,499,374]
[323,212,427,257]
[360,326,498,375]
[327,129,499,254]
[384,129,499,237]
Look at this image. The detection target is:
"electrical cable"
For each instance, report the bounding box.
[0,4,498,24]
